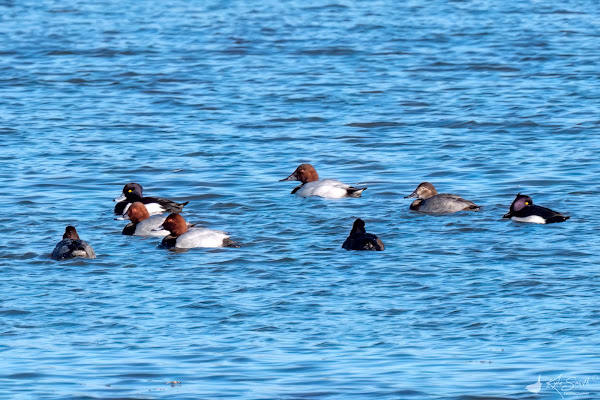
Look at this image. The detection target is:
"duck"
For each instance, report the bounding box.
[51,226,96,260]
[280,164,366,198]
[153,213,234,249]
[405,182,480,213]
[113,182,188,218]
[121,202,170,236]
[342,219,385,251]
[503,193,569,224]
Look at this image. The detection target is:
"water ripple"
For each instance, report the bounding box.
[0,0,598,399]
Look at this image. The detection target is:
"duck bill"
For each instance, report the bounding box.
[114,193,127,202]
[151,224,165,232]
[279,171,299,182]
[404,191,418,199]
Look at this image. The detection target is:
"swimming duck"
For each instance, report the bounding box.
[405,182,480,213]
[121,202,170,236]
[51,226,96,260]
[503,194,569,224]
[154,213,234,248]
[113,182,188,218]
[280,164,366,198]
[342,219,385,251]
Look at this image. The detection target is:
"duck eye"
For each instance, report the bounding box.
[128,189,133,193]
[525,202,529,205]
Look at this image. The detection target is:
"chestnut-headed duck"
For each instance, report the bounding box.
[503,194,569,224]
[405,182,480,213]
[280,164,366,198]
[51,226,96,260]
[121,202,170,236]
[153,213,234,249]
[342,219,385,251]
[113,182,188,218]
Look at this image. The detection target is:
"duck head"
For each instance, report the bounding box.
[503,193,533,218]
[114,182,144,202]
[154,213,188,236]
[63,226,80,240]
[405,182,438,200]
[128,202,150,223]
[350,218,366,235]
[280,164,319,184]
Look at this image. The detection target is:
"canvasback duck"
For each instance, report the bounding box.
[280,164,366,198]
[405,182,480,213]
[121,202,170,236]
[113,182,188,218]
[51,226,96,260]
[503,194,569,224]
[342,219,385,251]
[153,213,234,249]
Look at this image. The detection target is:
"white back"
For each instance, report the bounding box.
[134,215,168,236]
[175,228,229,248]
[296,179,350,198]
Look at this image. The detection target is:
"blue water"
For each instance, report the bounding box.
[1,0,599,399]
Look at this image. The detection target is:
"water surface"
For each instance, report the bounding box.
[1,0,599,399]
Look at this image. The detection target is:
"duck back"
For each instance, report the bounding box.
[296,179,366,198]
[510,204,569,224]
[342,233,385,251]
[162,228,231,248]
[115,197,188,217]
[52,239,96,260]
[416,194,480,213]
[123,215,169,236]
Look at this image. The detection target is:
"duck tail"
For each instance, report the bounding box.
[346,187,367,198]
[547,215,570,223]
[172,201,189,213]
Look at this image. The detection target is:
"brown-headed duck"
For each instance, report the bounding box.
[405,182,480,213]
[51,226,96,260]
[153,213,234,249]
[121,202,170,236]
[280,164,366,198]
